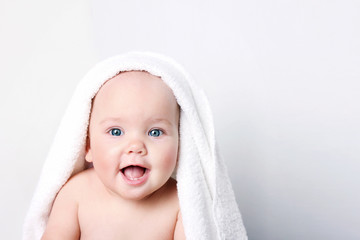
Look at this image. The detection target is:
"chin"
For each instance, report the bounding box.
[120,190,155,201]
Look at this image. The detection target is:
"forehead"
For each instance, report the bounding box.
[95,71,175,101]
[91,71,179,120]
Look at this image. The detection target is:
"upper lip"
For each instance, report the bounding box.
[119,160,149,171]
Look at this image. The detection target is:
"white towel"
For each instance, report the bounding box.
[23,52,247,240]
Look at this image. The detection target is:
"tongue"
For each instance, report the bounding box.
[124,166,145,179]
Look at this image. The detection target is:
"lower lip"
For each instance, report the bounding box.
[120,169,150,186]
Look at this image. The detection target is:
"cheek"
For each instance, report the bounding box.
[158,142,178,170]
[91,141,119,169]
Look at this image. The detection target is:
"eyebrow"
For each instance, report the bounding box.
[148,118,174,126]
[99,117,123,125]
[99,117,174,126]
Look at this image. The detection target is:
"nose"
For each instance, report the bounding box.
[126,139,147,155]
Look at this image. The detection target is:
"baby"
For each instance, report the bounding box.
[24,52,248,240]
[42,71,185,239]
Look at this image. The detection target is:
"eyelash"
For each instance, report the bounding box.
[148,129,164,137]
[109,128,123,136]
[107,128,165,137]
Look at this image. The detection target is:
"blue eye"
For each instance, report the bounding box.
[149,129,163,137]
[110,128,123,136]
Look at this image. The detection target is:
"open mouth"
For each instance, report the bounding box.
[121,165,147,181]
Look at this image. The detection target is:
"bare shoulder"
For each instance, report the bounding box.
[166,178,186,240]
[174,210,186,240]
[65,168,95,187]
[41,168,95,240]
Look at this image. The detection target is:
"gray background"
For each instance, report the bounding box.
[1,0,359,239]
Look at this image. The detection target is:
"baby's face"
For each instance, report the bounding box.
[85,71,179,201]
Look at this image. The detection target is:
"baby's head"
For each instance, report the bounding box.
[85,71,180,201]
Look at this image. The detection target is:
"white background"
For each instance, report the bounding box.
[1,0,359,239]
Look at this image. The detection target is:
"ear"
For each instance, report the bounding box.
[85,136,93,163]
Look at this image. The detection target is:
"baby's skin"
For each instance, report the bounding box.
[42,71,185,239]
